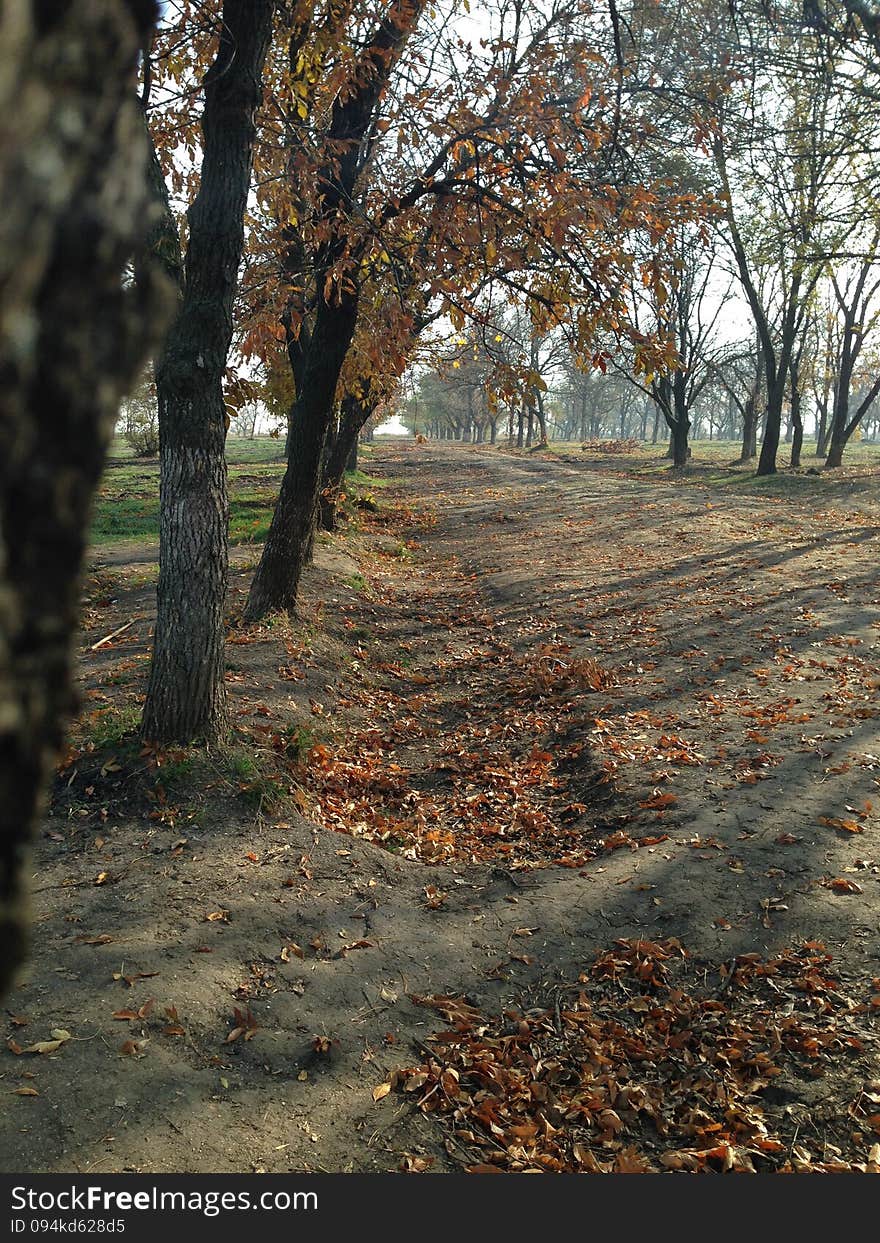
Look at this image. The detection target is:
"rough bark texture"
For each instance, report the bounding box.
[757,375,787,476]
[319,395,369,531]
[243,302,358,618]
[0,0,168,998]
[141,0,275,743]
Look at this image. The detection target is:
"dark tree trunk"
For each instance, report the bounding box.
[825,375,880,468]
[789,361,804,469]
[244,300,359,618]
[815,400,829,457]
[141,0,274,743]
[0,0,169,998]
[757,378,786,476]
[535,391,548,445]
[739,397,758,463]
[319,394,368,531]
[670,417,691,467]
[825,431,845,468]
[671,373,690,466]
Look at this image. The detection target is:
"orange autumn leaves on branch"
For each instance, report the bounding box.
[140,0,719,678]
[229,0,710,414]
[146,0,713,491]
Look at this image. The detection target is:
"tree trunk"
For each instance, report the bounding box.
[825,430,845,468]
[319,395,367,531]
[815,400,829,457]
[0,0,169,998]
[141,0,275,743]
[757,378,786,476]
[244,299,359,619]
[790,364,804,469]
[739,396,757,463]
[670,417,690,467]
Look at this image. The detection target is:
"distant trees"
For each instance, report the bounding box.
[121,367,160,457]
[574,0,880,474]
[0,0,170,997]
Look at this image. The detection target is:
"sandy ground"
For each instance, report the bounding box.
[2,441,879,1173]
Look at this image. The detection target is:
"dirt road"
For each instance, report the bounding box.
[2,441,879,1173]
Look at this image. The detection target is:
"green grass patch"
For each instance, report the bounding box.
[345,468,388,490]
[90,441,390,548]
[79,704,142,751]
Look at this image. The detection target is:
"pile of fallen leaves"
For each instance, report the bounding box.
[392,940,880,1172]
[580,439,642,455]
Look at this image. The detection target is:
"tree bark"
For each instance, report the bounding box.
[243,0,425,621]
[141,0,275,743]
[789,357,804,469]
[244,300,359,618]
[0,0,169,998]
[319,394,367,531]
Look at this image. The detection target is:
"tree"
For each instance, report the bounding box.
[121,365,160,457]
[242,0,430,621]
[239,0,699,619]
[0,0,169,997]
[140,0,276,743]
[825,234,880,465]
[623,219,726,467]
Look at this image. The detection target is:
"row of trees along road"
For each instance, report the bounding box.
[405,1,880,469]
[4,0,880,992]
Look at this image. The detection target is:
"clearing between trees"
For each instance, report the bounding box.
[2,441,879,1174]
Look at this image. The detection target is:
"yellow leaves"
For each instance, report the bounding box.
[372,1082,391,1102]
[8,1029,72,1056]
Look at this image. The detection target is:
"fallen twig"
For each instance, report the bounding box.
[90,620,136,651]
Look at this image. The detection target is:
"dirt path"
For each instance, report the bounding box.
[2,442,879,1174]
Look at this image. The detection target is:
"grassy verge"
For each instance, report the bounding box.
[91,441,389,547]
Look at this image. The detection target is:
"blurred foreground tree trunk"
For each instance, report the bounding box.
[0,0,169,998]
